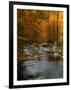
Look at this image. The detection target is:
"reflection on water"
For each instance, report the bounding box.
[17,47,63,80]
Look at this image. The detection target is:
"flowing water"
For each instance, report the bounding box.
[17,47,63,80]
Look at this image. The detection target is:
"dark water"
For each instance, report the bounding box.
[17,47,63,80]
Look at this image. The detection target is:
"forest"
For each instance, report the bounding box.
[17,9,63,62]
